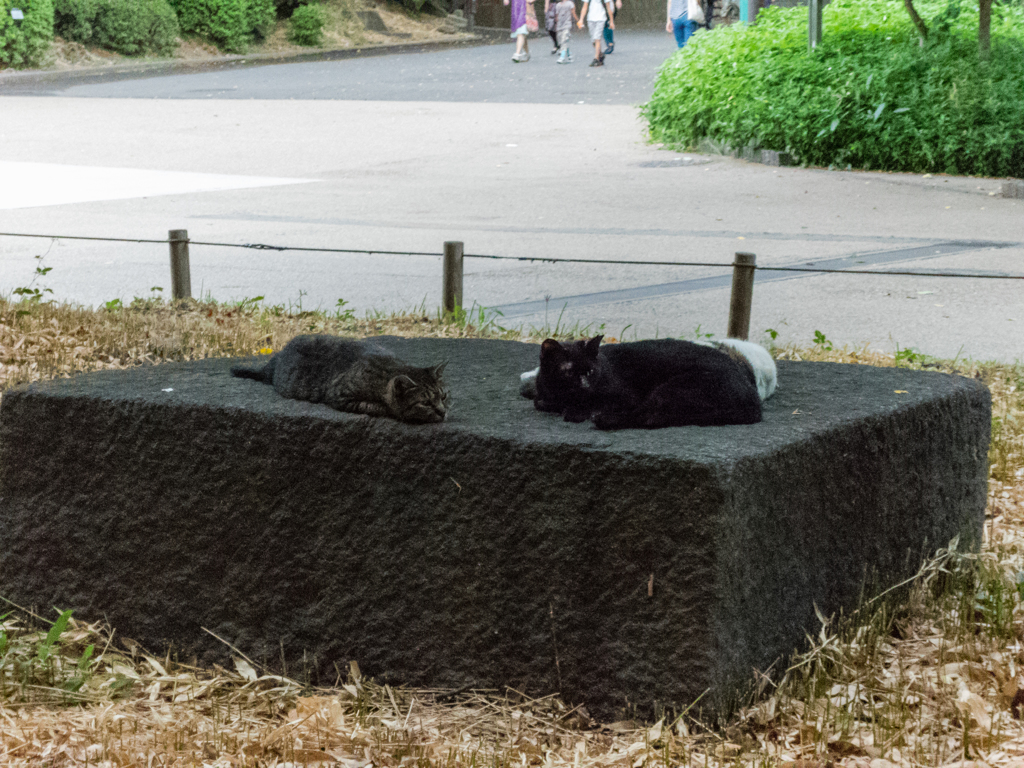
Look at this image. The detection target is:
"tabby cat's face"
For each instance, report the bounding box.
[387,364,450,424]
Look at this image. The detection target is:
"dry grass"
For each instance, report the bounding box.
[2,295,1024,767]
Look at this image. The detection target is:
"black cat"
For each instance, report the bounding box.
[526,335,763,430]
[231,335,449,424]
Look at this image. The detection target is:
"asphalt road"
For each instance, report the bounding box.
[1,30,1021,362]
[7,29,675,104]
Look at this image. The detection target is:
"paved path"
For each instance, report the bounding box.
[1,30,1021,362]
[8,29,674,104]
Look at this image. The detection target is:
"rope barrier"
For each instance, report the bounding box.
[0,232,168,245]
[1,231,1022,281]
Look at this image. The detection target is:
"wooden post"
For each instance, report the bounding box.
[727,252,756,340]
[808,0,822,48]
[168,229,192,301]
[443,241,464,314]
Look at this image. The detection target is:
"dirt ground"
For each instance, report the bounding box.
[43,0,476,71]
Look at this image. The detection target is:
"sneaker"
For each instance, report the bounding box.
[512,52,523,62]
[603,42,614,54]
[566,54,573,62]
[557,56,566,63]
[552,46,560,54]
[589,57,602,66]
[521,51,530,61]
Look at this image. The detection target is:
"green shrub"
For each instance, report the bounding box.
[246,0,275,39]
[0,0,55,67]
[171,0,273,51]
[643,0,1024,176]
[53,0,95,41]
[288,1,322,45]
[95,0,178,54]
[53,0,178,54]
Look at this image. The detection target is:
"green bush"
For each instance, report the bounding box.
[288,1,322,45]
[54,0,178,54]
[96,0,178,54]
[53,0,95,41]
[1,0,55,67]
[643,0,1024,176]
[171,0,274,52]
[246,0,275,38]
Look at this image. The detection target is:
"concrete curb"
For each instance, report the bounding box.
[0,31,507,90]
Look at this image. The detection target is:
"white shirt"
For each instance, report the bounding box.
[586,0,608,22]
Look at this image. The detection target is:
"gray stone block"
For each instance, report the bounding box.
[0,338,990,718]
[759,149,795,167]
[1001,180,1024,199]
[357,9,388,32]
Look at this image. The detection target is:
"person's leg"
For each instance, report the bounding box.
[516,33,526,54]
[603,6,614,51]
[681,18,696,45]
[671,15,687,47]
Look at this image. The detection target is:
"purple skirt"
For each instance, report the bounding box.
[509,0,526,34]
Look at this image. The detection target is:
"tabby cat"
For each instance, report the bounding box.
[231,335,449,424]
[520,335,775,430]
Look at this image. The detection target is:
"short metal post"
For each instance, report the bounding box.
[168,229,192,301]
[808,0,822,48]
[727,252,756,340]
[443,241,464,314]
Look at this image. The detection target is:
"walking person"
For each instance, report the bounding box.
[505,0,531,61]
[555,0,578,62]
[666,0,698,48]
[577,0,614,66]
[602,0,621,54]
[544,0,560,53]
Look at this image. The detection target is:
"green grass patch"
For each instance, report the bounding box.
[643,0,1024,175]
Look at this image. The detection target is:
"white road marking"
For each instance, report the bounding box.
[0,161,315,210]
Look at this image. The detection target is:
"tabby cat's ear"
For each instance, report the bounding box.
[583,335,604,359]
[540,339,564,361]
[431,362,448,379]
[391,375,418,396]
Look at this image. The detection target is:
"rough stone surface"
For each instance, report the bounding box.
[1001,180,1024,199]
[0,338,990,717]
[759,149,795,167]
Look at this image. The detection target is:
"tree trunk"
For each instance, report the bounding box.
[903,0,928,42]
[979,0,991,60]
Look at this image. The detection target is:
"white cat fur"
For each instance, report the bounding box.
[520,367,540,399]
[712,338,777,401]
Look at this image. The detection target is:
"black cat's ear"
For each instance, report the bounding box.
[431,361,448,379]
[583,335,604,358]
[540,339,564,361]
